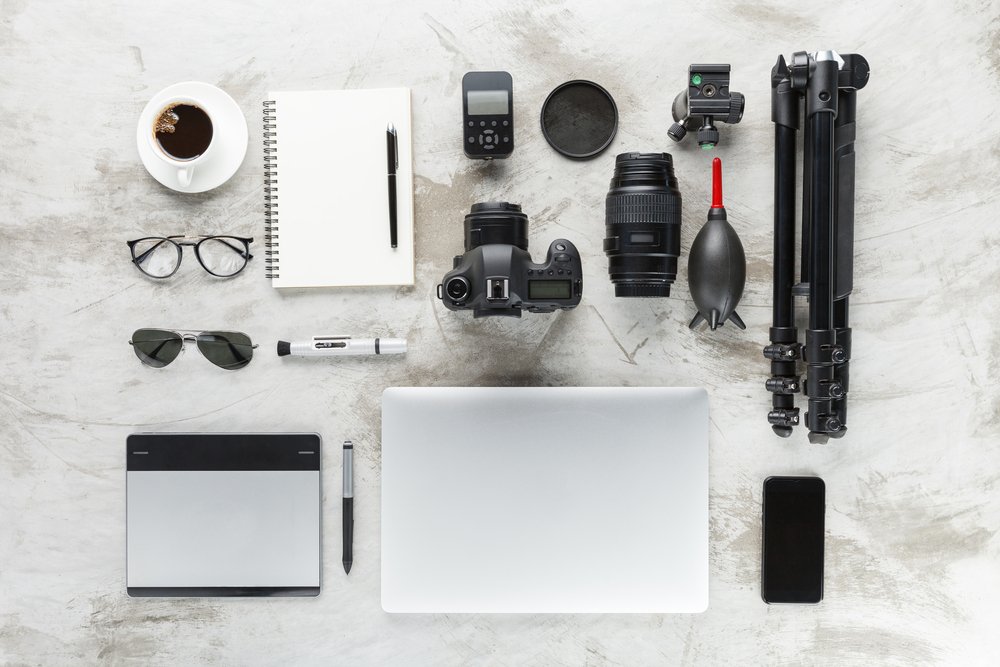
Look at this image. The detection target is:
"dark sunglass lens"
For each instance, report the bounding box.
[130,238,181,278]
[196,331,254,370]
[196,237,250,277]
[131,329,183,368]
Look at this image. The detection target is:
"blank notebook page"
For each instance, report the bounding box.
[268,88,414,287]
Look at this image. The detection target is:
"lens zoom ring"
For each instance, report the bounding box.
[606,193,681,224]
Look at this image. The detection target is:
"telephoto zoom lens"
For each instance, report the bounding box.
[604,152,682,297]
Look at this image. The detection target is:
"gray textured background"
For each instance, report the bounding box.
[2,0,999,664]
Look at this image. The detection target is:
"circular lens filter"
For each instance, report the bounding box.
[540,80,618,160]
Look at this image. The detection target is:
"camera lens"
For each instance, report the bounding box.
[445,276,470,302]
[604,152,682,297]
[464,202,529,251]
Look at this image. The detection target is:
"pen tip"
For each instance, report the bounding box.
[343,561,352,574]
[387,122,395,133]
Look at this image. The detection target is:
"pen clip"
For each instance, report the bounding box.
[313,335,351,341]
[388,122,398,169]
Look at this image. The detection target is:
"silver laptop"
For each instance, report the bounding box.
[381,387,709,613]
[126,433,321,597]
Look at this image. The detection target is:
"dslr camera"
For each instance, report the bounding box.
[438,202,583,317]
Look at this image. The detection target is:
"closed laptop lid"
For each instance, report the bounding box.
[381,387,709,613]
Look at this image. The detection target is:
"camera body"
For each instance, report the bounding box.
[438,202,583,318]
[668,64,744,149]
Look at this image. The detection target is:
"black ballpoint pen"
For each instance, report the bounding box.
[342,440,354,574]
[386,123,399,249]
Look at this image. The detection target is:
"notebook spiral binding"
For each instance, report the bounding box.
[263,100,279,279]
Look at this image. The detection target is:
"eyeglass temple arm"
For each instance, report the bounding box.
[128,237,253,263]
[127,337,174,358]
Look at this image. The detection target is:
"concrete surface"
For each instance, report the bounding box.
[2,0,998,664]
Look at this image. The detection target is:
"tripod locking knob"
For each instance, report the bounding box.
[768,408,800,428]
[726,92,745,124]
[696,119,720,149]
[667,122,687,142]
[766,377,800,394]
[764,343,800,361]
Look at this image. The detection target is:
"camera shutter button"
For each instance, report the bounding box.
[555,243,566,251]
[554,253,571,263]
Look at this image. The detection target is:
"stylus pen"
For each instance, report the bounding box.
[343,441,353,574]
[386,122,399,249]
[276,336,407,357]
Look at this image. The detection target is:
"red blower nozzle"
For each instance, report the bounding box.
[711,157,724,209]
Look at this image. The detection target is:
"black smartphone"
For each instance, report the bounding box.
[761,476,825,604]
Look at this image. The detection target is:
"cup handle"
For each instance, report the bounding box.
[177,166,194,187]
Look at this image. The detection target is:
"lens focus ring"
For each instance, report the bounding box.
[605,192,681,224]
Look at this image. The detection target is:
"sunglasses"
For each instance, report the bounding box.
[129,329,257,370]
[127,235,254,278]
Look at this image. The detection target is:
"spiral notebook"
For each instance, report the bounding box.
[263,88,414,287]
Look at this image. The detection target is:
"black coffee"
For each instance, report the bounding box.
[154,104,213,160]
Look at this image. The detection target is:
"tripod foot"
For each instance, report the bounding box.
[807,431,830,445]
[772,425,793,438]
[728,311,746,330]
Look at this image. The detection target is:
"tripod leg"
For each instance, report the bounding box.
[803,54,844,442]
[765,55,802,436]
[828,86,859,436]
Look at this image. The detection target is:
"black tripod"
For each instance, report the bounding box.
[765,51,869,443]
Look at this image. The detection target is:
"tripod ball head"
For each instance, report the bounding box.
[668,64,744,149]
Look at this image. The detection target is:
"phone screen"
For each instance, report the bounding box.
[762,476,825,603]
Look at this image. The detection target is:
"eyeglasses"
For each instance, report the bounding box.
[126,235,254,278]
[129,329,257,370]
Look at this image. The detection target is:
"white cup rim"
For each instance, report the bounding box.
[147,96,216,167]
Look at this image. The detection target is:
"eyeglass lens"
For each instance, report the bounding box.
[196,331,255,370]
[131,328,184,367]
[131,238,182,278]
[196,237,250,277]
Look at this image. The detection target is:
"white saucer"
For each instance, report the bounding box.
[136,82,248,194]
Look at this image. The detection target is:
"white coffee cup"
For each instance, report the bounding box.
[147,96,216,188]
